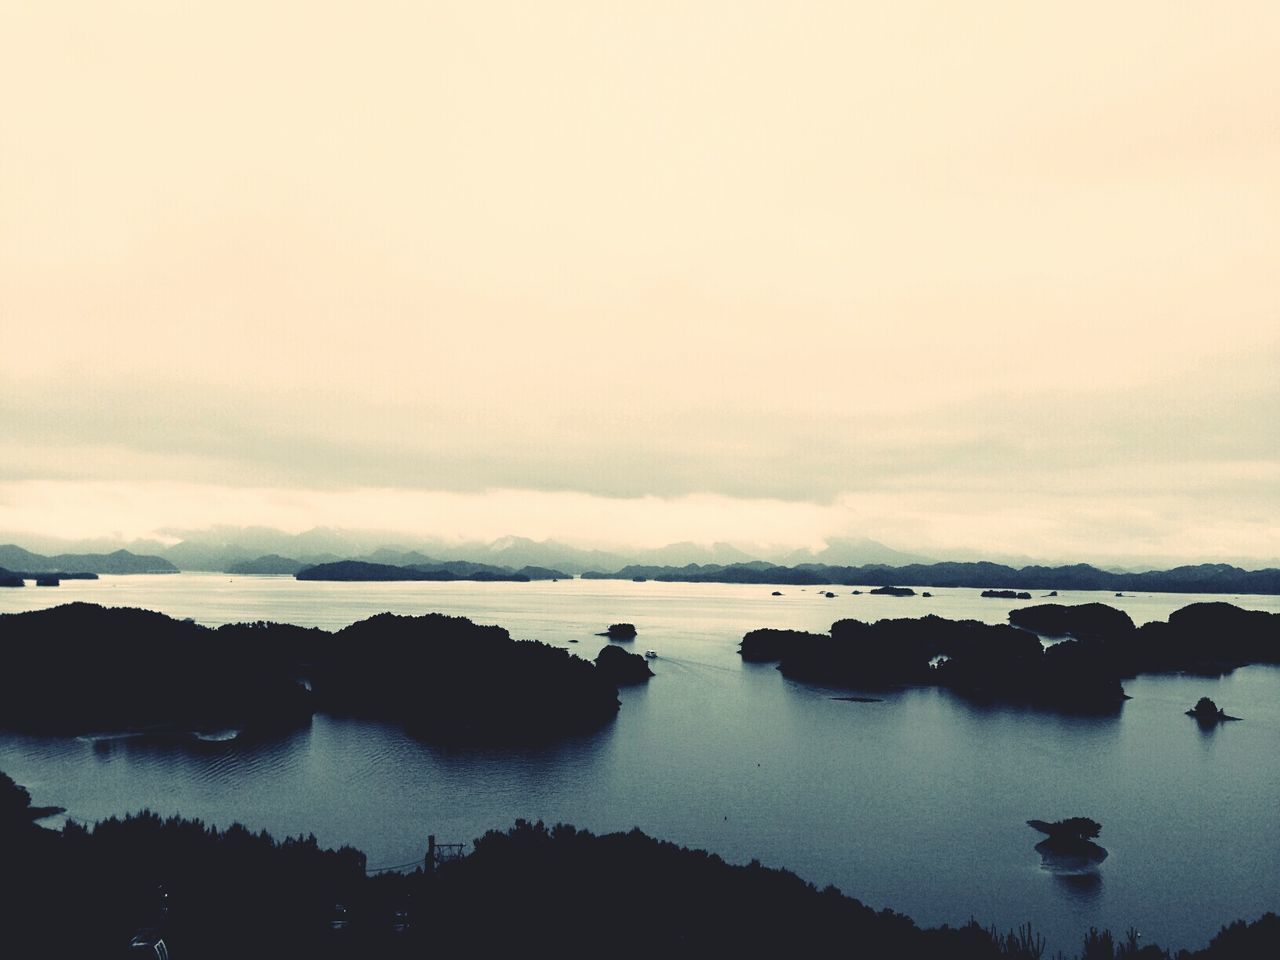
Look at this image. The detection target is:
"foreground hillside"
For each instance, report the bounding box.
[1,777,1274,959]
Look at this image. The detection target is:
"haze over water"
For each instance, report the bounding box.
[3,574,1278,954]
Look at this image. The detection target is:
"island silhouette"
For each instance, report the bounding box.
[1186,697,1242,727]
[593,644,654,685]
[0,604,620,744]
[580,560,1280,594]
[1027,817,1109,871]
[597,622,638,639]
[739,601,1279,712]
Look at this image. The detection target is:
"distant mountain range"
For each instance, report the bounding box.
[3,530,931,575]
[0,545,177,575]
[581,561,1280,595]
[225,554,307,575]
[1,530,1276,591]
[143,531,634,575]
[779,537,935,567]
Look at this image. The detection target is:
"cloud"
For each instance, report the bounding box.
[3,345,1275,501]
[0,343,1276,563]
[1,3,1276,560]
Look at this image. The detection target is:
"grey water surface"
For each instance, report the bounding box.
[2,575,1277,953]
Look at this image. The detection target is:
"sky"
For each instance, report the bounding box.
[1,2,1277,563]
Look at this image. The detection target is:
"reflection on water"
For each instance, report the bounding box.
[1194,716,1221,737]
[84,722,313,784]
[1,576,1278,955]
[951,695,1127,741]
[1035,841,1108,874]
[1054,870,1103,902]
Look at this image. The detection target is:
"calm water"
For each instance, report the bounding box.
[2,574,1278,952]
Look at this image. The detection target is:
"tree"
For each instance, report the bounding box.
[0,770,32,826]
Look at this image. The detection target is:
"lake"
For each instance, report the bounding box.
[2,574,1277,953]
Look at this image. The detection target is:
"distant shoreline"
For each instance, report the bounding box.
[4,541,1276,594]
[580,560,1280,595]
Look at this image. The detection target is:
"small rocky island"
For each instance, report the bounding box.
[594,645,654,685]
[1027,817,1108,871]
[982,589,1032,600]
[1187,697,1241,725]
[869,585,915,597]
[598,623,638,640]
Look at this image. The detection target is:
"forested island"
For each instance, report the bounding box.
[1009,601,1280,676]
[296,559,570,582]
[582,560,1280,595]
[1028,817,1109,870]
[0,603,619,743]
[1,776,1275,959]
[740,601,1279,712]
[593,644,654,685]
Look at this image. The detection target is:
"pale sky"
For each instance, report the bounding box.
[1,2,1277,562]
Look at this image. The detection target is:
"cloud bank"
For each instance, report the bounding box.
[1,2,1276,562]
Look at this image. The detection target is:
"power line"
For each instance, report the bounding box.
[365,858,423,875]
